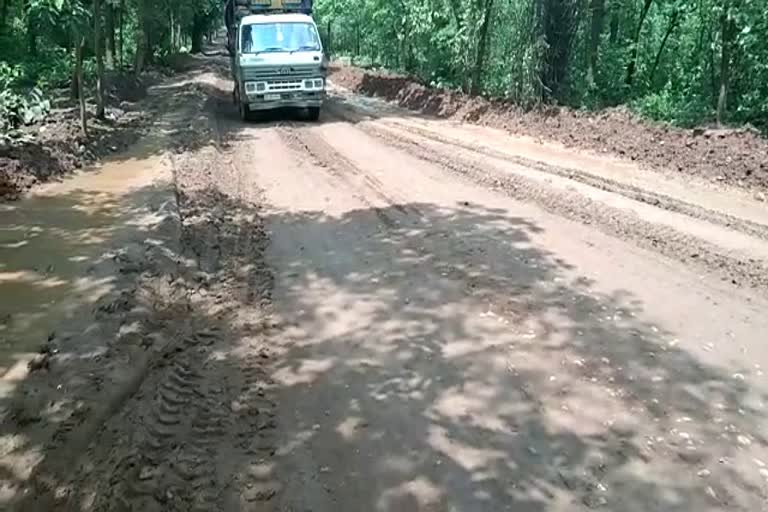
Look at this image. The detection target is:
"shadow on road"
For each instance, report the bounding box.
[261,199,766,511]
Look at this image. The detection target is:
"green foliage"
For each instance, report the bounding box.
[317,0,768,130]
[0,88,51,137]
[0,0,221,135]
[631,87,712,127]
[20,48,73,89]
[1,0,766,132]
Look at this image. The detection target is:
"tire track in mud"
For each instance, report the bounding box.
[340,116,768,291]
[383,118,768,241]
[326,99,768,241]
[19,79,282,511]
[93,325,272,512]
[277,123,419,227]
[87,202,280,512]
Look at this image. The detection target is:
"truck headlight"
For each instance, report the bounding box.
[303,78,324,91]
[245,82,267,93]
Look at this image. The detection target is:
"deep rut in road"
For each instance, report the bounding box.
[277,124,417,223]
[368,115,768,242]
[80,185,279,511]
[327,110,768,291]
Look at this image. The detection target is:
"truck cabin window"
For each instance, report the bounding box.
[241,22,320,54]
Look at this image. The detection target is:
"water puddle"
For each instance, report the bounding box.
[0,138,173,380]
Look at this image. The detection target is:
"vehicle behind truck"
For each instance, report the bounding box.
[225,0,326,121]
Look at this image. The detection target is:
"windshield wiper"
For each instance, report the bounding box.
[289,45,320,54]
[249,46,286,55]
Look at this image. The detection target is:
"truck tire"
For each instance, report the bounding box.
[307,107,321,122]
[239,102,252,122]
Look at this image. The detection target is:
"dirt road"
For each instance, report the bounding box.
[2,57,768,511]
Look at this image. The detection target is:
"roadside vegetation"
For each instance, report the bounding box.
[0,0,222,140]
[316,0,768,131]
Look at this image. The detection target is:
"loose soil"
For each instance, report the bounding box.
[329,65,768,194]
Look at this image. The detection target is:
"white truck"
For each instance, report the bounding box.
[225,0,326,121]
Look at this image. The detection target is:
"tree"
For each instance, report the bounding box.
[586,0,605,87]
[0,0,10,35]
[94,0,105,118]
[540,0,579,99]
[133,0,148,74]
[625,0,654,85]
[105,0,116,68]
[470,0,494,95]
[716,0,737,125]
[76,34,87,135]
[648,4,681,85]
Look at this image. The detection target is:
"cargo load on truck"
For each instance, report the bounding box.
[225,0,314,55]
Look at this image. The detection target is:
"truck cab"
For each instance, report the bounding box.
[229,4,326,121]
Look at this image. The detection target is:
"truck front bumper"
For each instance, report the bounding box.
[247,91,325,111]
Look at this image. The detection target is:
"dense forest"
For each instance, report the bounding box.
[1,0,766,138]
[0,0,222,138]
[316,0,767,129]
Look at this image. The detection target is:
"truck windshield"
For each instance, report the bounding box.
[241,22,320,54]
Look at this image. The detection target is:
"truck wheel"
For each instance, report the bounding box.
[239,102,252,122]
[307,107,321,122]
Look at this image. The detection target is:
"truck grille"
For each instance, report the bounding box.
[266,80,303,92]
[242,65,319,81]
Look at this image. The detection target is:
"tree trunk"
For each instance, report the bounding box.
[105,2,116,69]
[609,9,619,43]
[0,0,9,35]
[118,0,124,69]
[134,0,148,74]
[25,0,37,56]
[76,37,88,137]
[470,0,494,95]
[70,34,79,100]
[191,12,204,54]
[355,22,360,56]
[70,65,79,100]
[716,1,735,125]
[94,0,106,119]
[625,0,654,85]
[169,10,175,52]
[540,0,578,100]
[586,0,605,87]
[648,7,679,85]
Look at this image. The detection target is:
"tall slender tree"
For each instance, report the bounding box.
[94,0,105,118]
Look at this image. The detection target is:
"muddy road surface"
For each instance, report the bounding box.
[2,56,768,512]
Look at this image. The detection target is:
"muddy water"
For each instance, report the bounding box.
[0,140,173,381]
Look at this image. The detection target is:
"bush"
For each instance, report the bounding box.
[0,61,23,90]
[0,88,51,138]
[22,47,73,89]
[631,87,712,128]
[1,60,53,139]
